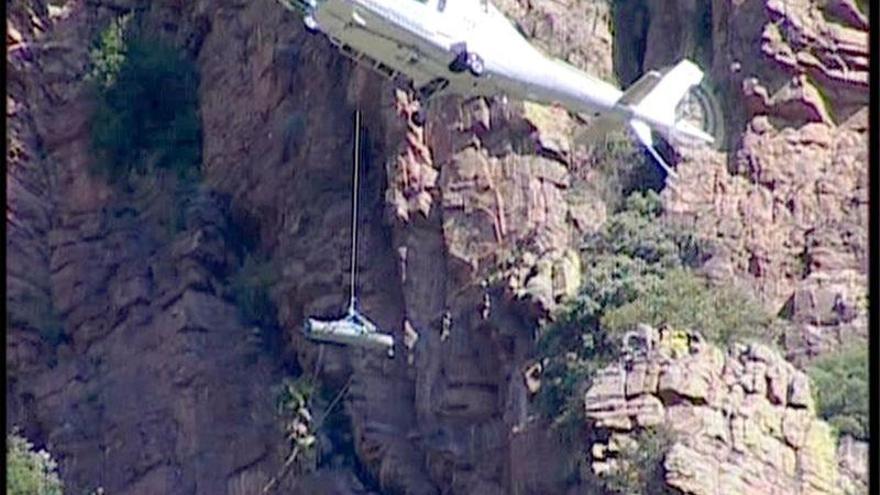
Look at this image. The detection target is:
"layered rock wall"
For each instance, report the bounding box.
[585,336,849,495]
[654,0,869,360]
[7,2,292,493]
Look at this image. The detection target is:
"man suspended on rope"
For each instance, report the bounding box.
[480,280,491,320]
[440,309,452,343]
[303,110,396,358]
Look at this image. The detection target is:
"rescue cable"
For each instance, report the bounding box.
[348,109,361,315]
[301,110,395,357]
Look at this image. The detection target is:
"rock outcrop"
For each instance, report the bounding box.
[651,0,869,361]
[640,0,868,128]
[378,93,597,493]
[836,435,868,495]
[663,114,868,363]
[585,334,847,495]
[495,0,615,81]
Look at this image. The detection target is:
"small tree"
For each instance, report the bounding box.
[230,254,280,329]
[600,268,775,347]
[599,426,676,495]
[276,377,318,464]
[89,24,202,184]
[808,345,869,441]
[579,131,663,212]
[7,431,64,495]
[86,13,132,89]
[534,192,705,424]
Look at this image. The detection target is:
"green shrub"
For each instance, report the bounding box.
[601,268,774,347]
[583,132,662,213]
[230,254,281,330]
[534,190,776,428]
[556,192,700,325]
[89,23,201,184]
[270,374,361,484]
[808,345,868,441]
[535,191,703,423]
[276,377,318,456]
[7,431,63,495]
[264,376,319,490]
[86,13,131,89]
[598,426,676,495]
[532,348,604,443]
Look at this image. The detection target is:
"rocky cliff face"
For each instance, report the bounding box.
[6,0,868,494]
[658,0,869,363]
[584,332,860,495]
[8,2,292,493]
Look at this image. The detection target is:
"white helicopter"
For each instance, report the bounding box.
[277,0,716,177]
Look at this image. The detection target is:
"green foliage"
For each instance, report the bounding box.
[230,254,281,330]
[810,75,836,123]
[855,292,868,314]
[555,191,703,336]
[532,346,606,442]
[808,345,869,441]
[535,191,701,423]
[274,375,360,473]
[276,377,318,451]
[86,13,131,88]
[7,431,63,495]
[89,25,202,185]
[271,376,319,480]
[535,191,775,429]
[601,268,774,347]
[276,377,315,417]
[599,426,676,495]
[585,132,663,212]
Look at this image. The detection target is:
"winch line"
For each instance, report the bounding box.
[348,109,361,314]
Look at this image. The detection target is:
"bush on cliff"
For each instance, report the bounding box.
[597,426,677,495]
[601,267,774,346]
[89,16,201,185]
[808,345,869,441]
[7,431,63,495]
[534,191,776,428]
[86,13,131,89]
[230,253,281,332]
[535,191,705,426]
[583,131,664,213]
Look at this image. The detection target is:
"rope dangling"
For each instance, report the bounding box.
[348,109,361,315]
